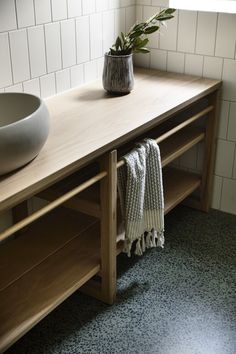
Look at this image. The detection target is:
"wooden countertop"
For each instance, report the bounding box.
[0,68,221,212]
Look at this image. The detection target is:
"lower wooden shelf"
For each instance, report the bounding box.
[0,210,100,353]
[0,168,201,352]
[163,168,201,214]
[116,168,201,247]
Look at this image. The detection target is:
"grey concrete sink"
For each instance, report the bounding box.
[0,92,50,176]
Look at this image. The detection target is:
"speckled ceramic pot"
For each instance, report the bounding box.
[0,92,50,176]
[102,53,134,95]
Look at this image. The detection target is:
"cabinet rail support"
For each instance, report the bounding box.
[200,91,220,212]
[100,150,117,305]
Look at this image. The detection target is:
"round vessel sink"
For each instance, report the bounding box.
[0,92,50,176]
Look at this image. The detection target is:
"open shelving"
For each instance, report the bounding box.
[0,210,100,352]
[0,69,220,352]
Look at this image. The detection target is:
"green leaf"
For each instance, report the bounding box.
[121,32,126,42]
[132,23,145,31]
[144,26,159,34]
[158,15,175,21]
[135,37,149,49]
[135,47,150,54]
[129,29,144,39]
[164,8,176,14]
[115,36,122,51]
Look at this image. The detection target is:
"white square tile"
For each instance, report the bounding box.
[125,6,136,33]
[16,0,35,28]
[56,69,71,93]
[109,0,120,9]
[23,78,40,96]
[82,0,96,15]
[179,145,198,169]
[215,13,236,59]
[221,178,236,214]
[222,59,236,101]
[103,10,115,54]
[185,54,203,76]
[28,26,47,78]
[196,141,204,172]
[136,6,142,23]
[45,22,62,73]
[152,0,168,5]
[61,19,76,68]
[196,12,217,56]
[70,64,84,87]
[97,57,104,77]
[114,8,125,38]
[9,29,30,83]
[134,53,150,68]
[0,33,12,88]
[143,6,160,49]
[84,60,98,83]
[51,0,67,21]
[90,13,103,59]
[32,197,48,212]
[96,0,109,12]
[218,100,230,139]
[40,73,56,98]
[215,139,235,177]
[233,153,236,179]
[0,211,12,233]
[68,0,82,18]
[177,10,197,53]
[227,103,236,142]
[211,175,222,210]
[138,0,151,4]
[76,16,90,64]
[159,10,178,51]
[5,83,23,92]
[121,0,135,6]
[0,0,17,32]
[34,0,51,24]
[203,56,223,80]
[167,52,184,74]
[150,49,167,71]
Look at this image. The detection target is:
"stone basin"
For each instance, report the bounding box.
[0,92,50,176]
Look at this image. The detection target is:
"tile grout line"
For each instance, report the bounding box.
[213,12,219,57]
[26,28,33,82]
[7,32,14,87]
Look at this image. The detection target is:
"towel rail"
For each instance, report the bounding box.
[116,105,213,169]
[0,171,107,243]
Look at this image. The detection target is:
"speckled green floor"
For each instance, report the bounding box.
[7,207,236,354]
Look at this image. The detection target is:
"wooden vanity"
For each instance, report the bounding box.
[0,68,221,352]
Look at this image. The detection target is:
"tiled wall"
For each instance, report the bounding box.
[135,1,236,215]
[0,0,136,230]
[0,0,136,97]
[0,0,235,218]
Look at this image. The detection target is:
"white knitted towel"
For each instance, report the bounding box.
[117,138,164,256]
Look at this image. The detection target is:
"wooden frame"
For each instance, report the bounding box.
[0,69,221,352]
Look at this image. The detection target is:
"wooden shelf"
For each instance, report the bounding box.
[163,168,201,214]
[160,127,204,167]
[0,210,100,353]
[0,209,96,291]
[0,68,219,352]
[116,168,201,248]
[38,127,204,219]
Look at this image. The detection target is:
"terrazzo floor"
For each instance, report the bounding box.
[7,206,236,354]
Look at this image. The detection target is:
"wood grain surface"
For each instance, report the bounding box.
[0,68,221,213]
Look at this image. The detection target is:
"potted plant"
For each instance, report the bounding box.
[102,8,175,95]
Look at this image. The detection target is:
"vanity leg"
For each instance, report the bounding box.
[200,90,220,212]
[100,150,117,305]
